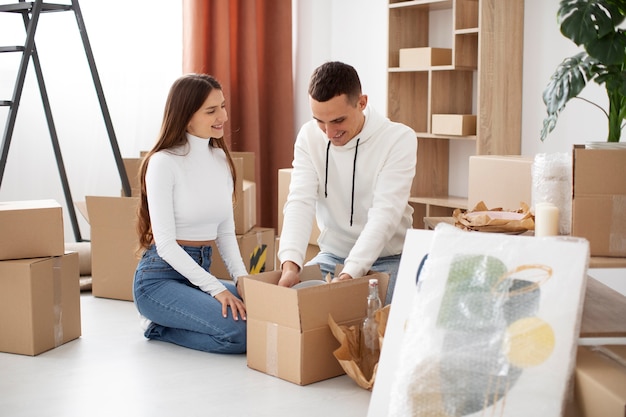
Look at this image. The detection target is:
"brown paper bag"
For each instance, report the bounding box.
[453,201,535,233]
[328,305,391,390]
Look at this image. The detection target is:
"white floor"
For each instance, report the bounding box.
[0,293,372,417]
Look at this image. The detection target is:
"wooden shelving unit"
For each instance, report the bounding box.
[388,0,524,228]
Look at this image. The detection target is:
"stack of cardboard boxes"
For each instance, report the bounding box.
[80,151,272,302]
[0,200,81,355]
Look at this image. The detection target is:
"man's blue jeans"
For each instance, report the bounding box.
[306,251,401,305]
[133,245,246,354]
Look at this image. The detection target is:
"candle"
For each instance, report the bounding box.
[535,203,559,237]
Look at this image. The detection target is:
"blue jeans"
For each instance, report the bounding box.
[306,251,401,305]
[133,245,246,354]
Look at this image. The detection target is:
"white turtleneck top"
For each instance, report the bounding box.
[145,133,247,296]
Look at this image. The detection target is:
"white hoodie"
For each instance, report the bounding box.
[278,105,417,279]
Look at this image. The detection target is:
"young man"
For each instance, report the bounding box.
[277,61,417,305]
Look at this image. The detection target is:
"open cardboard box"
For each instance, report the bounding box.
[242,265,389,386]
[81,196,139,301]
[208,226,275,279]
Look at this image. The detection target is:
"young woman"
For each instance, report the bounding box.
[133,74,248,354]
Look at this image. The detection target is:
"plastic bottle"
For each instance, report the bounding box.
[360,278,382,380]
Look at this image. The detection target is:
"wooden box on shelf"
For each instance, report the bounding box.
[431,114,476,136]
[399,47,452,68]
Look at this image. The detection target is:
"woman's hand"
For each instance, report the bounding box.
[278,261,300,287]
[214,290,246,321]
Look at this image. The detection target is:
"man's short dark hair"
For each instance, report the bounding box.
[308,61,362,104]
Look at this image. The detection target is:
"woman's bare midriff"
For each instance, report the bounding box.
[176,240,215,247]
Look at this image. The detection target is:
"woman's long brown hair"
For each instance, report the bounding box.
[136,74,238,251]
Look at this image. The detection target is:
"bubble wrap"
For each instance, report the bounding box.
[531,153,572,235]
[387,224,588,417]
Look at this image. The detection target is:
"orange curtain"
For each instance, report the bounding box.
[182,0,295,230]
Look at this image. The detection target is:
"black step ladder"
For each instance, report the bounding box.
[0,0,131,242]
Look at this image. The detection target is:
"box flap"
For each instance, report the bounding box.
[243,275,301,328]
[85,196,139,228]
[574,146,626,196]
[243,266,388,331]
[75,201,89,223]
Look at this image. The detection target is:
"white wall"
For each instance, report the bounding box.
[0,0,615,242]
[0,1,182,241]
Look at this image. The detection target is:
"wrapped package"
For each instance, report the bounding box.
[388,223,589,417]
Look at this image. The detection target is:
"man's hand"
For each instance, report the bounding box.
[331,272,353,283]
[278,261,300,287]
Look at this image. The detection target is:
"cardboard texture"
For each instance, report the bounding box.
[572,145,626,257]
[233,152,257,235]
[431,114,477,136]
[273,237,319,274]
[399,47,452,68]
[0,252,81,355]
[122,157,142,197]
[575,345,626,417]
[277,168,320,245]
[468,155,533,210]
[85,196,140,301]
[242,266,389,386]
[0,200,65,261]
[209,227,275,279]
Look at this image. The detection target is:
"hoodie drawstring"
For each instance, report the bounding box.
[324,141,331,198]
[324,138,360,226]
[350,138,360,226]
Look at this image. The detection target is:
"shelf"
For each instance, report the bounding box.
[389,0,452,10]
[388,66,476,72]
[389,0,524,229]
[589,257,626,268]
[410,196,468,209]
[415,132,477,141]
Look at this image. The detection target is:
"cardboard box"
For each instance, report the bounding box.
[85,196,140,301]
[468,155,533,210]
[0,200,65,261]
[209,227,275,279]
[572,145,626,257]
[399,47,452,68]
[242,266,389,385]
[277,168,320,245]
[0,252,81,355]
[575,345,626,417]
[273,237,319,272]
[431,114,477,136]
[122,157,142,197]
[233,152,256,235]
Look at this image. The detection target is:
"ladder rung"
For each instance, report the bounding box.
[0,46,25,53]
[0,100,12,106]
[0,2,73,13]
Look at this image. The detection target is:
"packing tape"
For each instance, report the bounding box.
[52,257,64,347]
[266,322,279,376]
[610,195,626,254]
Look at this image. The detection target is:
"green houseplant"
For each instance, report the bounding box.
[541,0,626,143]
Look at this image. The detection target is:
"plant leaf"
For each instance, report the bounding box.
[541,52,598,140]
[558,0,624,46]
